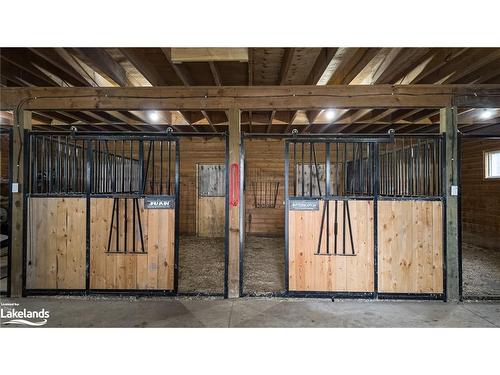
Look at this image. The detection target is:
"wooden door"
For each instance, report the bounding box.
[197,164,226,237]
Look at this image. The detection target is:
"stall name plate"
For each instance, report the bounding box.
[290,200,319,211]
[144,196,175,209]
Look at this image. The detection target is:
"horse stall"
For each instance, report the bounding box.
[177,135,228,296]
[239,132,445,299]
[241,137,286,296]
[23,130,229,296]
[460,135,500,299]
[24,131,179,295]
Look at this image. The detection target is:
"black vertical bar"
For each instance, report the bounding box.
[31,135,36,193]
[293,142,297,196]
[48,135,52,193]
[334,200,338,255]
[160,140,163,195]
[309,142,312,197]
[325,142,331,254]
[325,143,331,197]
[168,140,171,195]
[301,142,304,196]
[416,139,420,195]
[65,136,69,193]
[116,198,120,252]
[359,143,365,194]
[373,142,379,295]
[129,140,133,193]
[72,138,77,192]
[343,143,347,195]
[284,141,289,292]
[174,139,180,292]
[124,198,128,253]
[85,139,92,292]
[57,135,61,192]
[121,140,125,193]
[151,140,155,194]
[139,140,144,194]
[335,142,339,195]
[113,140,117,193]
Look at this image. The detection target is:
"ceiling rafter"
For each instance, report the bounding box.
[161,47,214,132]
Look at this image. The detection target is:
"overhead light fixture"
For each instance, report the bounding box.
[325,109,336,121]
[149,111,160,122]
[480,109,494,120]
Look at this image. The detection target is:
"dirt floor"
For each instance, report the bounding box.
[178,236,225,294]
[243,235,285,295]
[462,242,500,297]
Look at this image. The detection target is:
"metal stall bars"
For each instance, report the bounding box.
[24,131,89,295]
[23,129,180,296]
[0,128,13,297]
[284,130,394,298]
[377,134,445,300]
[87,130,180,295]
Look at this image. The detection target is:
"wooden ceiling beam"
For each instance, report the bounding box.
[4,85,500,111]
[28,48,91,86]
[279,48,296,85]
[162,48,218,132]
[71,48,131,87]
[209,61,222,86]
[266,110,276,133]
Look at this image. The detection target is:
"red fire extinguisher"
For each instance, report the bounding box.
[229,163,239,207]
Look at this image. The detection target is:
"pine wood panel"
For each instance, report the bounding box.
[197,197,225,237]
[378,200,443,293]
[26,197,86,289]
[288,200,374,292]
[90,198,175,290]
[461,139,500,250]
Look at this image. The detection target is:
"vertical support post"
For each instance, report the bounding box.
[11,110,32,297]
[440,107,459,302]
[228,108,241,298]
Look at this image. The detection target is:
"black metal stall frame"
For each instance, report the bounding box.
[458,133,500,301]
[0,127,13,297]
[240,131,447,301]
[22,129,229,298]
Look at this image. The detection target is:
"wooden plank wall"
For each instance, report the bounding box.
[245,139,286,235]
[90,198,175,290]
[197,197,225,237]
[461,139,500,250]
[26,197,86,289]
[288,200,374,292]
[378,200,443,293]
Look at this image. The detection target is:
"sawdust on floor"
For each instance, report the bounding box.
[243,235,285,296]
[178,236,225,294]
[462,242,500,297]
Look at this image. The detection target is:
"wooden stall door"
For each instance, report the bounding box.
[288,199,374,292]
[90,198,175,290]
[377,200,443,294]
[197,164,225,237]
[26,197,86,289]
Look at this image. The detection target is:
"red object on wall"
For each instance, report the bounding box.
[229,163,239,207]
